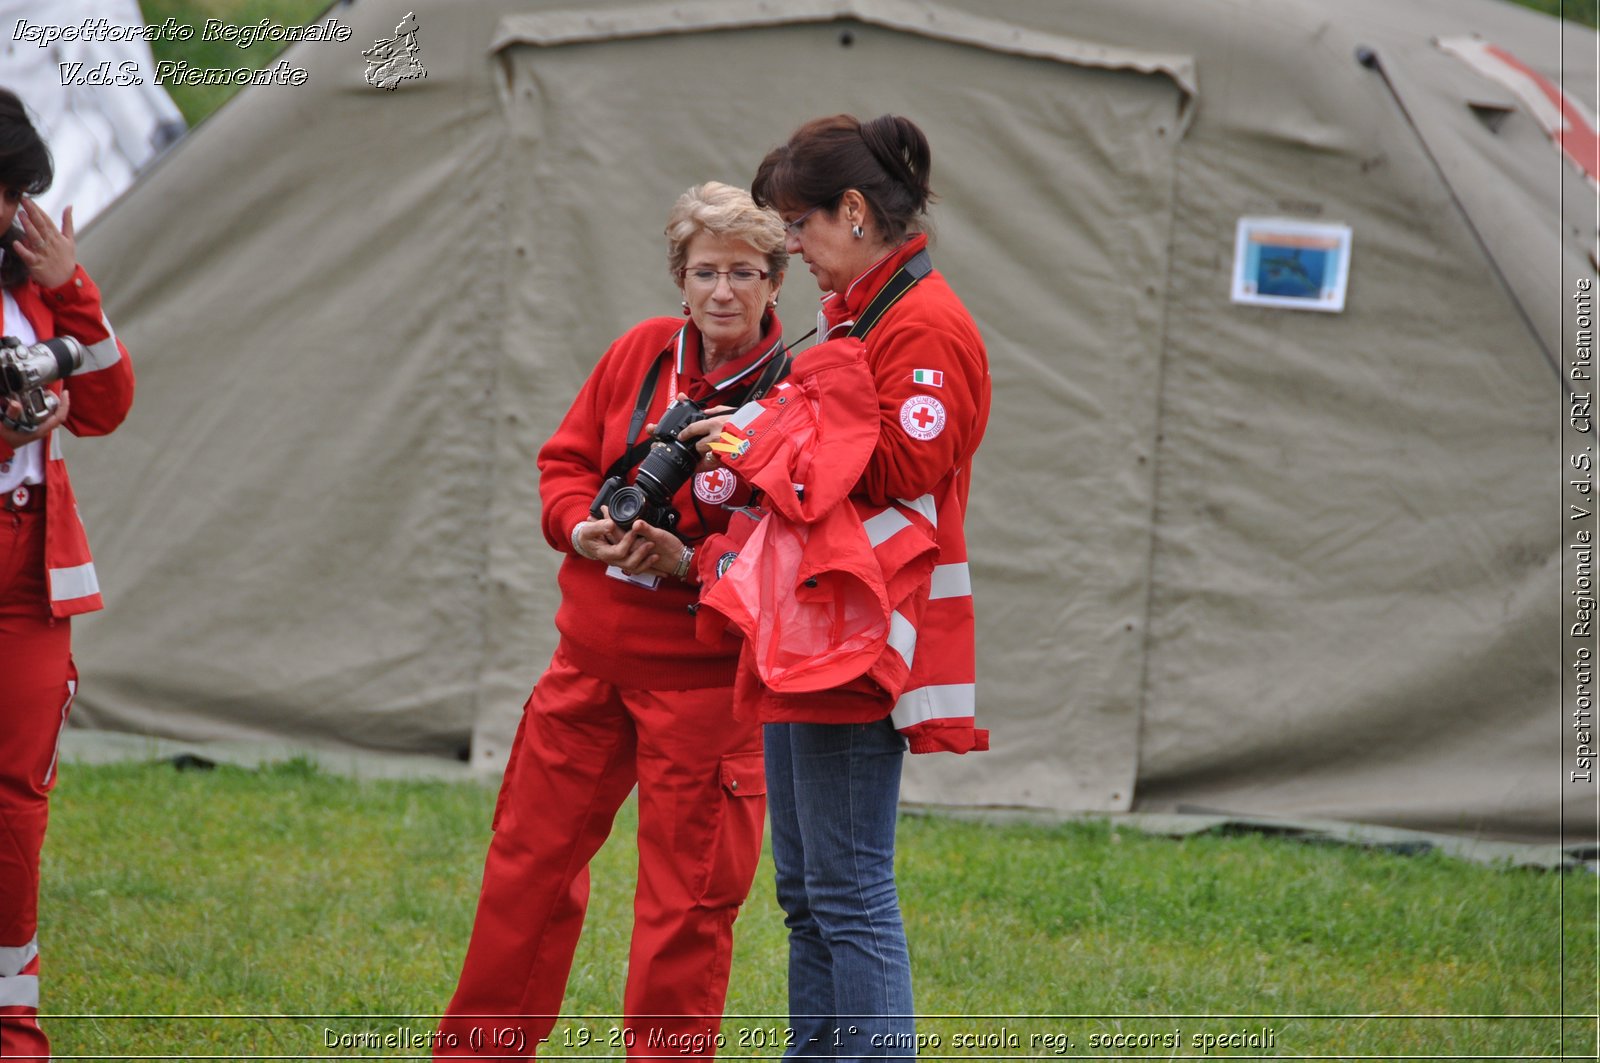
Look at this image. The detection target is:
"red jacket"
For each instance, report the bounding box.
[698,236,991,753]
[0,265,135,617]
[537,311,785,690]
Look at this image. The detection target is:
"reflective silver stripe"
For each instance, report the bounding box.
[727,400,766,430]
[49,561,100,602]
[897,493,938,527]
[0,974,39,1008]
[41,679,75,788]
[891,683,977,729]
[49,430,63,461]
[929,563,972,600]
[79,335,122,373]
[887,611,917,667]
[0,938,38,978]
[862,507,910,547]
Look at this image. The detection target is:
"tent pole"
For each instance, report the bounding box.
[1358,46,1568,394]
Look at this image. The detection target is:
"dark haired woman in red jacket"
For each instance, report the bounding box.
[682,113,991,1059]
[0,86,135,1060]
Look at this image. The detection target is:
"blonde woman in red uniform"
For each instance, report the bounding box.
[0,87,135,1060]
[437,182,786,1059]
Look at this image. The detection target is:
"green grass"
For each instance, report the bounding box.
[1521,0,1600,26]
[139,0,331,126]
[35,759,1598,1058]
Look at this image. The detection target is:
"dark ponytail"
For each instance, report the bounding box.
[752,113,934,244]
[859,114,932,218]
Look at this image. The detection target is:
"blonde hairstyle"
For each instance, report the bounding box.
[665,181,788,278]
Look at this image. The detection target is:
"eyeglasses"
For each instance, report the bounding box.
[784,205,824,235]
[677,267,772,290]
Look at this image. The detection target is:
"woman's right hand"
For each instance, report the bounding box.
[571,508,655,569]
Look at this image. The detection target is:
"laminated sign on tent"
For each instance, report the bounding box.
[54,0,1597,843]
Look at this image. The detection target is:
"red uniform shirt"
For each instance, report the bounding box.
[537,312,784,690]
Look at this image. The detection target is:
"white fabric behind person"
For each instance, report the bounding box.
[0,0,185,224]
[0,285,45,491]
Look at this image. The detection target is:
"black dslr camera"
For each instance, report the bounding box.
[1,335,85,432]
[590,397,707,531]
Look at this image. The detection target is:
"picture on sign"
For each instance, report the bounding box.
[1230,217,1353,312]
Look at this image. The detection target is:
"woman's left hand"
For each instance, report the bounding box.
[621,521,695,581]
[0,390,69,450]
[646,398,736,471]
[12,199,77,290]
[676,413,736,468]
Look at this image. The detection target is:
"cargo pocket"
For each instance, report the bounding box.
[489,707,533,832]
[694,749,767,908]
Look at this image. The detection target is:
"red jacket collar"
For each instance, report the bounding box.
[676,310,786,401]
[820,233,930,336]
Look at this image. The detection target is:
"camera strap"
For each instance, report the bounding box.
[600,358,666,484]
[623,358,666,457]
[847,248,932,340]
[602,339,792,485]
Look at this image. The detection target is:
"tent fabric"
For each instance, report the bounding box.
[55,0,1595,842]
[489,0,1200,106]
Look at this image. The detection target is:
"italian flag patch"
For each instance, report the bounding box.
[912,368,944,388]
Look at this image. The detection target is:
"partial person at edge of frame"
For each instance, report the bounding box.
[434,181,790,1060]
[0,84,137,1062]
[679,113,993,1060]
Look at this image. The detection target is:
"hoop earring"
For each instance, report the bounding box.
[851,224,864,239]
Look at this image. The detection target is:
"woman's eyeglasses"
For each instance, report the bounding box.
[784,205,824,235]
[677,268,771,290]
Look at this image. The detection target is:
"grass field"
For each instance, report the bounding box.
[1521,0,1600,24]
[36,758,1599,1059]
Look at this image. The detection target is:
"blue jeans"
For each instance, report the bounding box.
[764,719,915,1061]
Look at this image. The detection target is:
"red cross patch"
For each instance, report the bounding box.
[694,467,737,504]
[898,394,947,441]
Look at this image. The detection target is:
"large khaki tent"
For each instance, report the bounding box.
[53,0,1596,843]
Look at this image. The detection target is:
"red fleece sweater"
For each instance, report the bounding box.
[537,312,785,690]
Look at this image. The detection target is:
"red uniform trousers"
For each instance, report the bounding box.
[437,646,765,1059]
[0,506,74,1061]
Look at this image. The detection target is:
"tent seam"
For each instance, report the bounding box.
[1128,97,1191,814]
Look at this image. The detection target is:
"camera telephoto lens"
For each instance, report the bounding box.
[634,441,696,503]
